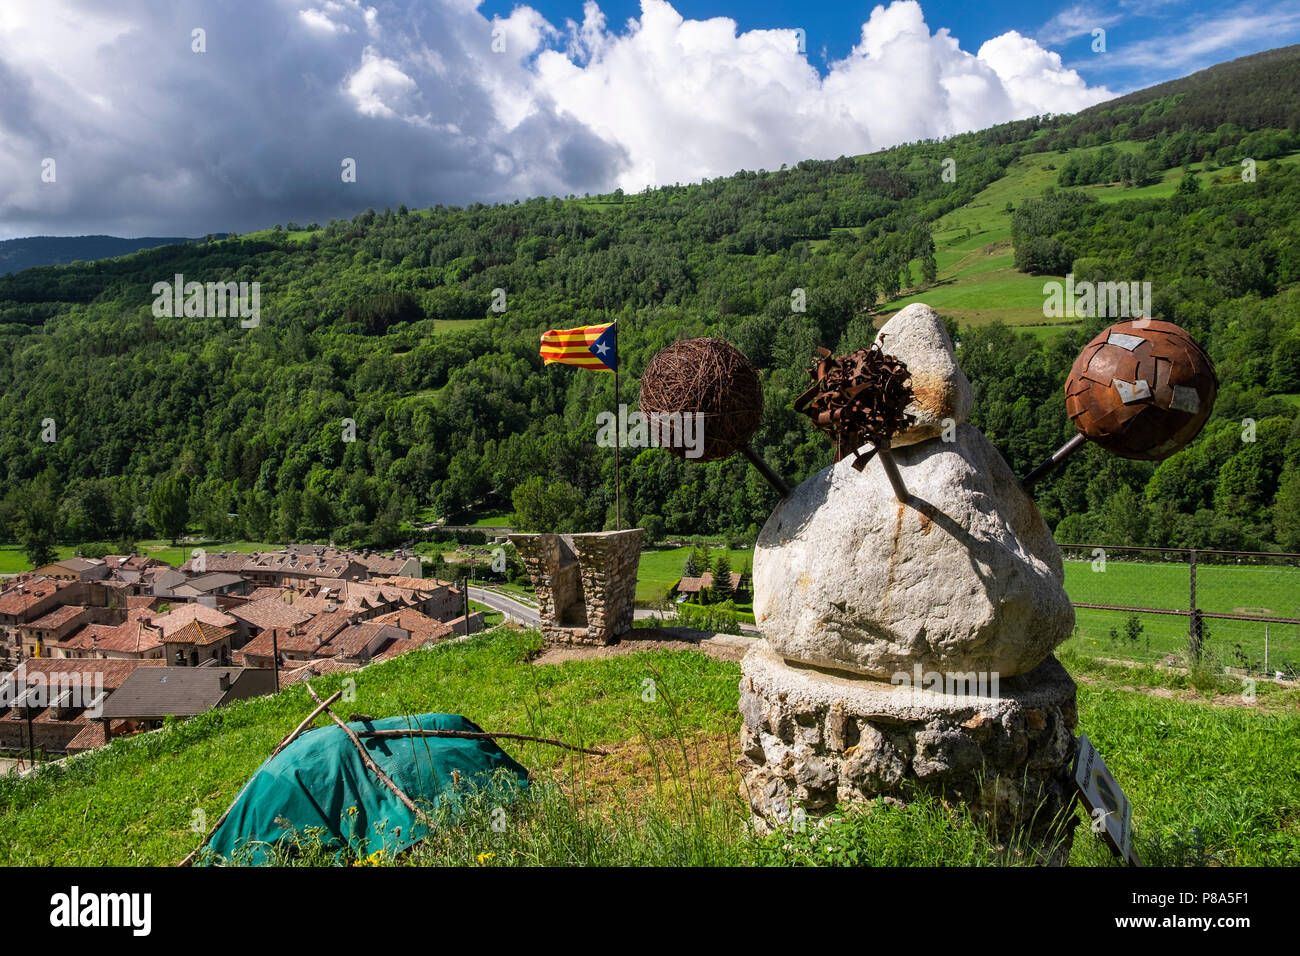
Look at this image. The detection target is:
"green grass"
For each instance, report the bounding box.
[0,539,280,574]
[2,627,1296,865]
[429,318,489,335]
[678,601,756,625]
[0,629,741,865]
[876,147,1300,330]
[472,580,536,604]
[1061,558,1300,670]
[634,546,752,604]
[466,600,504,628]
[469,512,514,527]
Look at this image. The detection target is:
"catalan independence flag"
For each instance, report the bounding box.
[540,322,617,372]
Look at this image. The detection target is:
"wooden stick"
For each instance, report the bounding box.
[178,688,344,867]
[357,728,607,757]
[304,682,432,827]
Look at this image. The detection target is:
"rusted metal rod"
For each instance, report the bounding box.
[1021,432,1087,490]
[740,445,792,498]
[875,440,909,503]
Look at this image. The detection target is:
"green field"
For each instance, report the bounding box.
[429,318,489,334]
[1062,558,1300,670]
[634,546,752,604]
[467,599,504,628]
[627,549,1300,671]
[879,146,1300,329]
[2,628,1296,866]
[0,539,279,574]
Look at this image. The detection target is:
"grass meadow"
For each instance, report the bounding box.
[1,627,1296,866]
[878,147,1300,330]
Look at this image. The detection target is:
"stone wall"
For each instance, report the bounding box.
[0,716,86,754]
[738,641,1079,861]
[509,529,643,645]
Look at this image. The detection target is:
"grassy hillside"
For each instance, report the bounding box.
[1,629,1296,866]
[881,145,1299,330]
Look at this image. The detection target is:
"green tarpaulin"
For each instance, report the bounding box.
[200,712,530,865]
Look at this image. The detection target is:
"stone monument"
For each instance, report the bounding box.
[509,529,643,646]
[738,303,1079,858]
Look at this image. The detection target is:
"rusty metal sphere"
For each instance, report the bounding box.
[638,337,762,462]
[1064,319,1217,461]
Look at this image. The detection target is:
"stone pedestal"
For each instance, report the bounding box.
[738,641,1078,861]
[509,529,643,646]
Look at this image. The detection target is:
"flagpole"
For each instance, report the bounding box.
[612,317,622,531]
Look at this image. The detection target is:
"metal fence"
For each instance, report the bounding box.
[1059,544,1300,679]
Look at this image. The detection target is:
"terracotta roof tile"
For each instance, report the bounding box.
[166,620,234,646]
[228,597,314,631]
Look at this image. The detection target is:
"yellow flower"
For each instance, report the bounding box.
[347,806,358,816]
[350,846,388,867]
[476,852,495,865]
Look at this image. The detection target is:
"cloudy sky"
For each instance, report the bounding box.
[1,0,1297,239]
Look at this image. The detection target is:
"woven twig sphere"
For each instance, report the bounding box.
[638,338,763,462]
[1065,319,1217,461]
[794,345,915,468]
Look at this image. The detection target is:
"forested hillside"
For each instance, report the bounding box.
[2,46,1299,560]
[0,235,197,276]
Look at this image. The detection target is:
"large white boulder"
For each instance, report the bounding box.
[753,423,1074,679]
[873,303,974,447]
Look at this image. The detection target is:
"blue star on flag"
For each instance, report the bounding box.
[587,323,617,372]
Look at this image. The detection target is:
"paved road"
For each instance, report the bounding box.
[468,587,539,626]
[469,587,759,634]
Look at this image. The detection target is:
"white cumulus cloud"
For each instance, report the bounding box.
[0,0,1115,238]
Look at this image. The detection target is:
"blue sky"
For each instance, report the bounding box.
[2,0,1298,238]
[480,0,1300,93]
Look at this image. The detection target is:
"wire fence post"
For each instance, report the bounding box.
[1188,548,1203,662]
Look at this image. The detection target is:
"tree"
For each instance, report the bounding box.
[1274,466,1300,551]
[63,479,115,542]
[148,473,190,545]
[19,470,60,568]
[683,550,700,577]
[691,547,710,580]
[368,494,403,548]
[735,557,753,602]
[712,550,733,600]
[112,481,138,552]
[511,476,584,532]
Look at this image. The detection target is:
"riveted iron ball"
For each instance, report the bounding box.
[1065,319,1217,461]
[638,337,763,462]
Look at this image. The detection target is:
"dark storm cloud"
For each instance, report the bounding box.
[0,0,628,237]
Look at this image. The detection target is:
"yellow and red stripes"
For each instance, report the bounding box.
[540,322,615,371]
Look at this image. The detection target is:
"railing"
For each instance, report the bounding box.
[1058,544,1300,678]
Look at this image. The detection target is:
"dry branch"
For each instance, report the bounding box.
[178,688,344,867]
[356,727,607,756]
[304,682,432,827]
